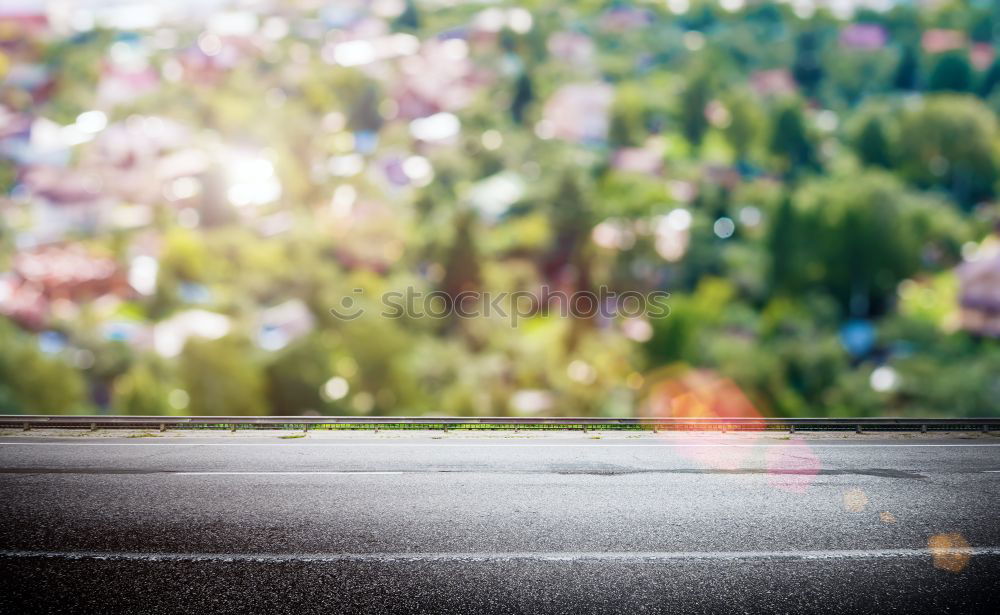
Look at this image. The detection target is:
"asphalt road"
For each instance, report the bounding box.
[1,431,998,614]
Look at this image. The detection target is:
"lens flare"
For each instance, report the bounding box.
[843,489,869,513]
[928,533,972,573]
[640,365,768,470]
[765,439,821,493]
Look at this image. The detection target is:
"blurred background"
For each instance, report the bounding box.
[1,0,999,419]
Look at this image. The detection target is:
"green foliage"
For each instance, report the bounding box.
[646,278,734,365]
[394,0,420,31]
[510,71,534,125]
[0,160,15,195]
[897,95,999,205]
[265,334,337,415]
[848,103,897,169]
[893,45,920,90]
[722,88,763,159]
[11,1,1000,422]
[609,82,648,148]
[928,52,974,92]
[980,58,1000,98]
[179,336,267,416]
[894,349,1000,417]
[768,99,818,174]
[679,68,713,148]
[112,359,176,415]
[0,319,87,414]
[792,30,825,95]
[772,173,967,316]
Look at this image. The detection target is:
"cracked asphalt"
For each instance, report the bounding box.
[0,431,997,614]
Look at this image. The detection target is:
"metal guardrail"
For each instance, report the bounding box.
[1,415,998,433]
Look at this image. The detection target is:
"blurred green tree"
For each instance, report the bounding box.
[609,82,648,148]
[928,52,974,92]
[179,336,267,416]
[679,69,713,148]
[897,95,999,205]
[784,173,967,316]
[265,334,337,415]
[0,320,86,414]
[722,88,763,161]
[979,57,1000,97]
[768,100,818,174]
[394,0,420,30]
[510,70,534,125]
[112,359,175,415]
[893,45,921,90]
[850,107,896,168]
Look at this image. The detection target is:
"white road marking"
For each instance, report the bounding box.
[173,471,403,475]
[1,547,997,563]
[2,441,1000,448]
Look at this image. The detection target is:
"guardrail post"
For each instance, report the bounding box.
[443,425,448,433]
[921,425,927,434]
[23,422,30,432]
[652,424,657,433]
[230,423,237,433]
[790,425,795,434]
[856,425,862,434]
[721,423,727,434]
[983,425,989,434]
[582,424,587,433]
[303,424,310,435]
[90,422,96,432]
[160,423,166,433]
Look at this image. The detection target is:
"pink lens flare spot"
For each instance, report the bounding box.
[765,439,821,493]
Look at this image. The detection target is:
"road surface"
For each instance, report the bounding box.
[1,431,998,613]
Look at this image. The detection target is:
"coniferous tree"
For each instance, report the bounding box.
[893,45,920,90]
[680,70,712,148]
[510,70,534,125]
[928,52,973,92]
[769,102,818,174]
[394,0,420,30]
[854,114,894,168]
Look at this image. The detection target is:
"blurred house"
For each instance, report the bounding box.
[0,3,49,41]
[98,53,160,106]
[0,108,34,159]
[840,24,888,51]
[153,309,231,357]
[957,244,1000,338]
[101,319,153,347]
[468,171,525,219]
[0,275,47,330]
[94,116,191,205]
[256,299,315,351]
[542,82,613,143]
[921,29,966,55]
[1,243,126,329]
[749,69,797,97]
[392,38,487,119]
[547,32,594,68]
[599,7,651,33]
[1,116,74,167]
[971,43,994,71]
[12,243,126,302]
[21,166,114,242]
[611,147,663,176]
[702,164,742,191]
